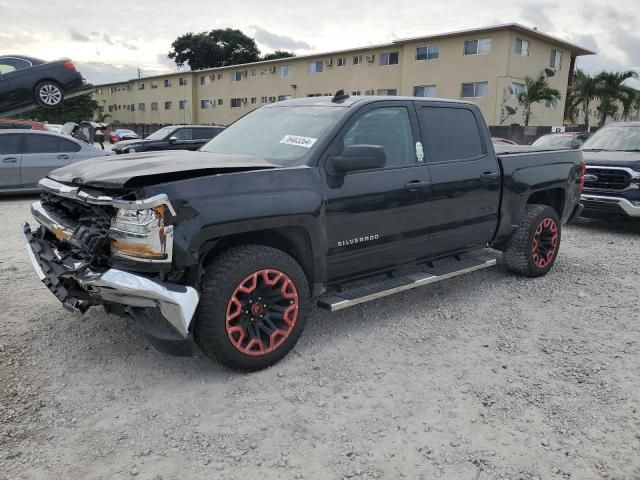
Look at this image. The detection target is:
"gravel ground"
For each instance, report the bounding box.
[1,196,639,480]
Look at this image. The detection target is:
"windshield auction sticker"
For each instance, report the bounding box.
[280,135,317,148]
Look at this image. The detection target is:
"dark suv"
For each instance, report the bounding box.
[112,125,225,154]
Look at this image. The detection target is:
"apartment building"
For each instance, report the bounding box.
[93,23,593,127]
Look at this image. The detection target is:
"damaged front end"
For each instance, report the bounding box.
[23,178,199,351]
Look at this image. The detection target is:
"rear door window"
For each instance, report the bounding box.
[58,138,81,153]
[417,106,485,163]
[193,128,222,140]
[0,134,21,154]
[23,134,59,154]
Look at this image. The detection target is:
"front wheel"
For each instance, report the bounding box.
[34,81,64,108]
[504,204,561,277]
[195,245,310,371]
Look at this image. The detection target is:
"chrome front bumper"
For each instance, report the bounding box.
[581,194,640,217]
[23,222,199,337]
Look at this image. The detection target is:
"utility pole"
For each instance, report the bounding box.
[137,67,142,79]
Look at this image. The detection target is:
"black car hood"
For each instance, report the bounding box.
[48,150,280,188]
[581,150,640,170]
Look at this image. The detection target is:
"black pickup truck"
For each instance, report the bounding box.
[579,122,640,219]
[23,94,585,370]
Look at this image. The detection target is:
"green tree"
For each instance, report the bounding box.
[595,70,638,126]
[517,76,562,126]
[262,50,296,61]
[566,69,601,131]
[168,29,261,70]
[16,84,100,124]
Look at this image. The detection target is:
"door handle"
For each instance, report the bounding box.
[2,157,17,163]
[57,154,69,160]
[480,172,499,180]
[404,180,430,190]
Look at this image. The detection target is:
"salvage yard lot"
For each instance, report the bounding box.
[1,196,639,480]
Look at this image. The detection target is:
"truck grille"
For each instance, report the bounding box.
[584,168,631,191]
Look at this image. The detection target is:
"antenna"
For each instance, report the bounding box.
[332,89,349,103]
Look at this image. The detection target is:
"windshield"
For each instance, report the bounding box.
[145,126,175,140]
[532,135,574,148]
[200,106,346,164]
[581,125,640,151]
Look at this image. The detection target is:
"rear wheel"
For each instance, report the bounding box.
[504,204,561,277]
[34,81,63,108]
[195,245,310,371]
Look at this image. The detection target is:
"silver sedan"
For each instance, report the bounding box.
[0,129,112,193]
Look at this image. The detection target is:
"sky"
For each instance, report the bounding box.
[1,0,638,87]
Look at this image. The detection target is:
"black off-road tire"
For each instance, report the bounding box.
[195,245,310,371]
[504,204,561,277]
[34,80,64,108]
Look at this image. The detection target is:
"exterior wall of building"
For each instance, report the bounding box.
[93,26,589,128]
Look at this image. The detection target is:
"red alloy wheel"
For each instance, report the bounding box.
[225,269,299,356]
[531,217,559,268]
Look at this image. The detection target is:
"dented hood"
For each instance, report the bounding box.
[48,150,280,189]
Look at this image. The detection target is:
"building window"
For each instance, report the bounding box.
[179,77,187,86]
[279,65,292,77]
[164,79,172,87]
[231,71,242,82]
[379,52,399,66]
[251,97,257,104]
[416,45,439,61]
[138,103,145,112]
[545,98,557,108]
[515,38,530,56]
[268,96,276,103]
[353,55,363,65]
[200,99,210,109]
[164,101,172,110]
[308,61,323,73]
[151,102,158,111]
[151,81,158,89]
[511,82,525,97]
[217,99,223,106]
[179,100,188,110]
[231,98,242,108]
[337,57,347,67]
[351,91,361,96]
[461,82,488,97]
[138,83,145,91]
[217,73,223,80]
[464,38,492,55]
[376,88,397,96]
[200,75,210,85]
[550,49,562,69]
[414,85,437,97]
[251,68,257,77]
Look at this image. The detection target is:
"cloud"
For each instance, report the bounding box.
[519,1,557,31]
[121,42,139,51]
[76,61,172,85]
[250,26,313,51]
[69,28,90,42]
[103,34,114,45]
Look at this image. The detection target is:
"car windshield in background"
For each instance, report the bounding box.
[145,126,175,140]
[200,106,346,164]
[581,125,640,151]
[532,135,574,148]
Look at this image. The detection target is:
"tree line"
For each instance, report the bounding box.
[566,70,639,130]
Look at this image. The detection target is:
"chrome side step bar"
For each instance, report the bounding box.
[317,255,497,312]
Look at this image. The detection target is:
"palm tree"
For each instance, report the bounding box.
[568,69,600,131]
[95,112,112,123]
[517,76,562,126]
[595,70,638,126]
[634,92,640,121]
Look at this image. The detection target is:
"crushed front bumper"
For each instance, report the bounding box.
[23,222,199,338]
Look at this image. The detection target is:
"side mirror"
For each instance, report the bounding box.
[330,145,386,174]
[168,136,178,144]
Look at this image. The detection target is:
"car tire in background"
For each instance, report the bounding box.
[195,245,310,371]
[504,204,561,277]
[34,81,64,108]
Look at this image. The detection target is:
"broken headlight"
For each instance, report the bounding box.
[109,206,173,262]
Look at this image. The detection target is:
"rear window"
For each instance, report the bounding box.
[0,134,20,154]
[532,135,573,148]
[23,134,80,153]
[417,106,484,162]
